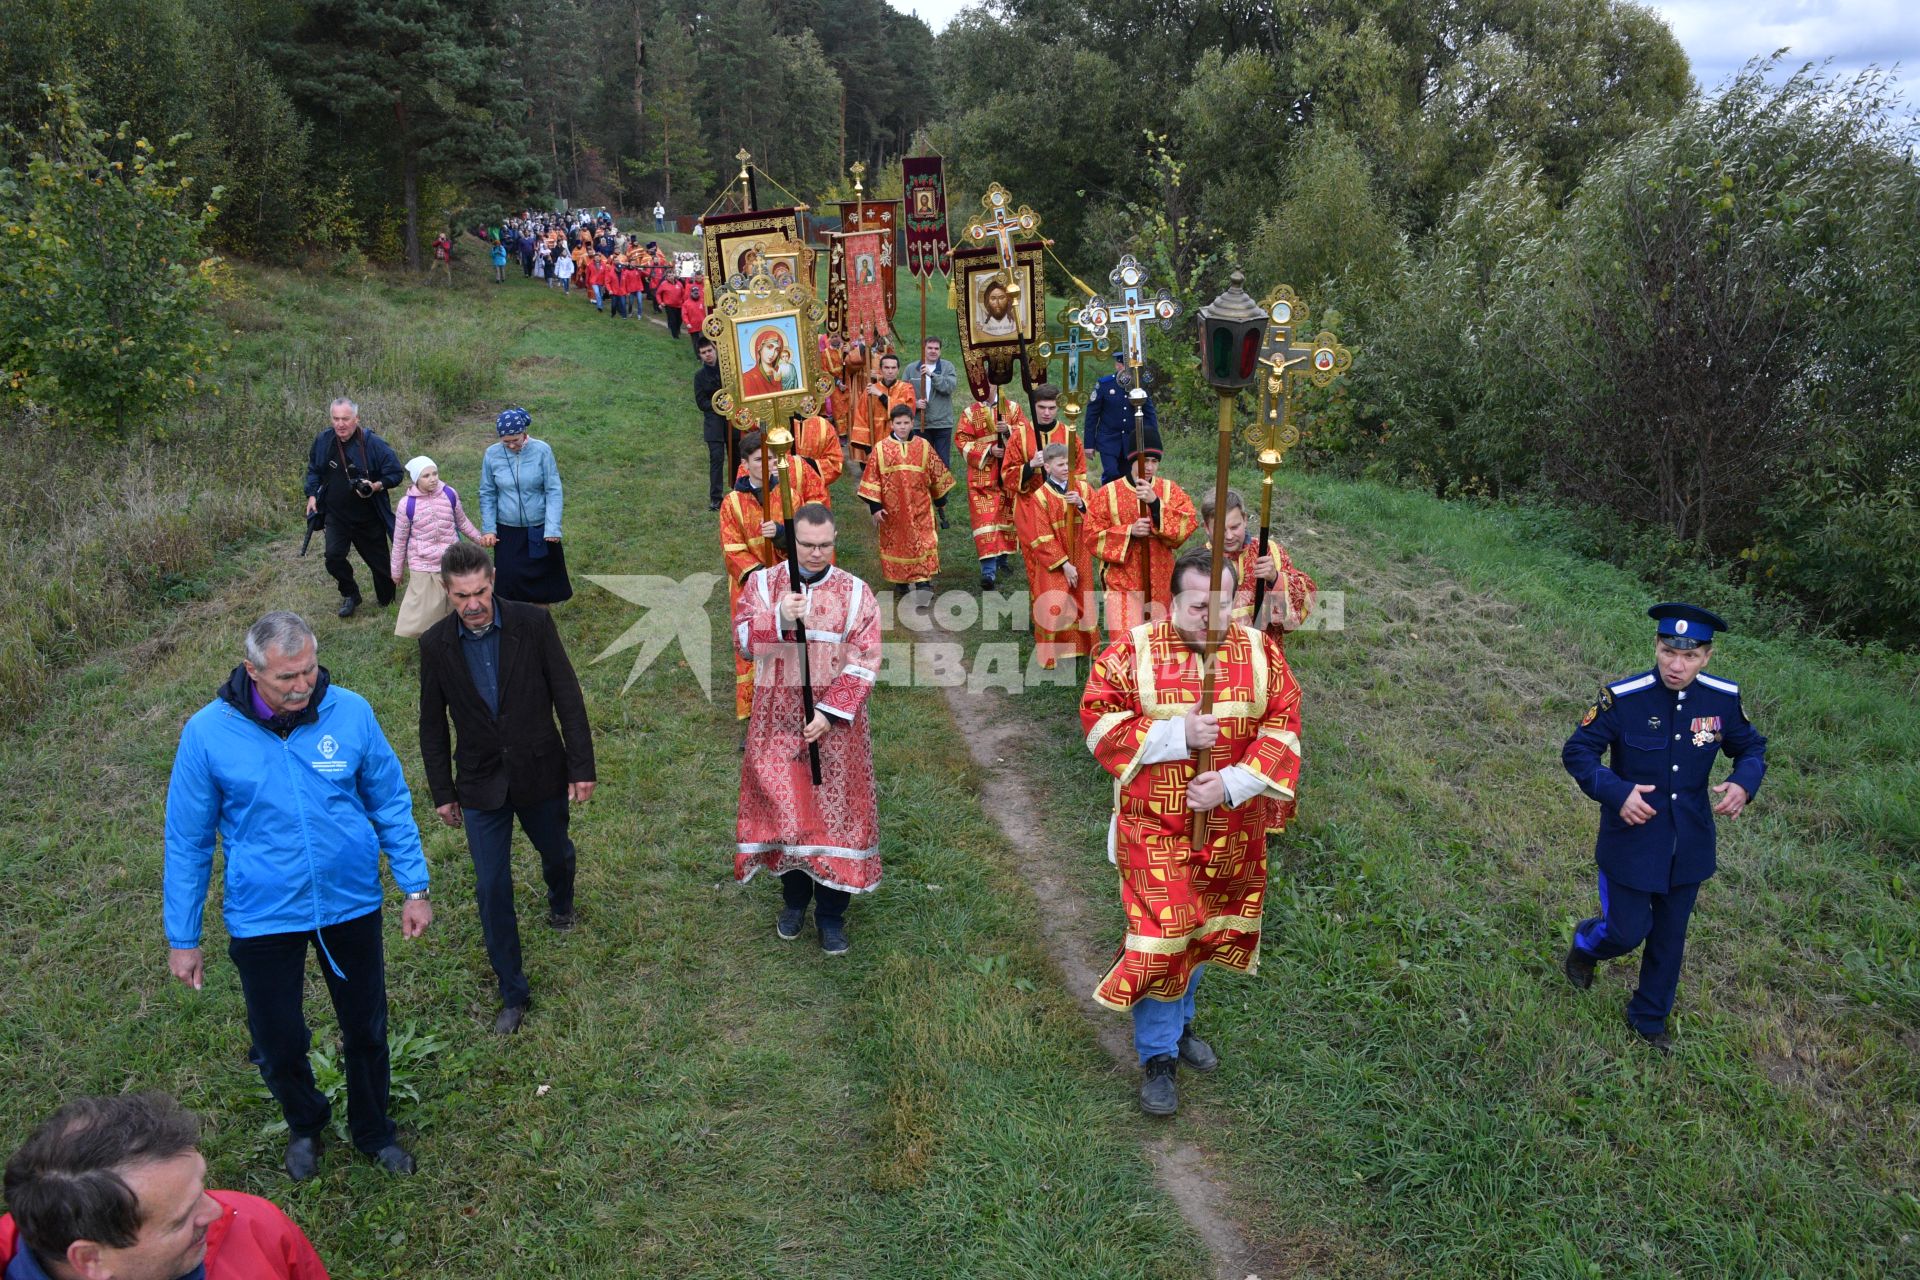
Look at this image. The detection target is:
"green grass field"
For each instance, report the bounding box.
[1,259,1914,1278]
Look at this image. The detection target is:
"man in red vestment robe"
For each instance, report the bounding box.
[733,505,882,955]
[1080,549,1303,1116]
[1082,425,1199,640]
[851,351,916,468]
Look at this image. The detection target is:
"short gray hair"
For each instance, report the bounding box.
[245,612,317,667]
[329,396,359,416]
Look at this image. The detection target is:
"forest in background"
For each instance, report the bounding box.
[2,0,1917,646]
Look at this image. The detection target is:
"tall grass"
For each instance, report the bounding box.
[0,267,499,718]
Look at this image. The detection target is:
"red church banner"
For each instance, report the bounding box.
[902,155,950,279]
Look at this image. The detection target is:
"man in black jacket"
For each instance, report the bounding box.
[418,542,597,1035]
[303,397,405,617]
[695,336,730,511]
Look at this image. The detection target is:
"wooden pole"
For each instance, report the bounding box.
[1190,388,1237,855]
[770,426,824,786]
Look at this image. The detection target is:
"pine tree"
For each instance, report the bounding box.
[272,0,541,269]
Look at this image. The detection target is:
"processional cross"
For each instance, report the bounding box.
[964,182,1039,278]
[1241,284,1351,622]
[1037,306,1108,412]
[1077,255,1179,368]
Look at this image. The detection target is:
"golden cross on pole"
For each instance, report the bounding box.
[1241,284,1351,625]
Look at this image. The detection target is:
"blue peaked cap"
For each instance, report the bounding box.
[1649,601,1727,650]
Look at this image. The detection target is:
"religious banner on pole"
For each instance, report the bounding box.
[951,241,1048,401]
[901,154,951,279]
[825,237,849,337]
[833,229,891,346]
[838,198,899,319]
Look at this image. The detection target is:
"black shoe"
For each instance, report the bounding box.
[284,1135,321,1181]
[1177,1024,1219,1073]
[373,1143,417,1174]
[938,511,950,530]
[981,573,997,591]
[1629,1014,1674,1055]
[776,906,805,941]
[494,1004,527,1036]
[337,596,360,618]
[1139,1054,1178,1116]
[818,918,849,956]
[709,499,723,511]
[1563,943,1598,991]
[548,908,575,931]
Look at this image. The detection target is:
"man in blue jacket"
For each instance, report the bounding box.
[1560,603,1768,1053]
[303,398,404,619]
[164,611,433,1180]
[1083,352,1157,486]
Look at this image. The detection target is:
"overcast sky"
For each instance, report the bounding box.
[883,0,1917,96]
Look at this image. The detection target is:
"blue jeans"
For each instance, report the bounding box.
[1131,965,1203,1063]
[1574,873,1700,1033]
[462,794,577,1008]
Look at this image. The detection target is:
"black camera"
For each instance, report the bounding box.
[351,477,377,498]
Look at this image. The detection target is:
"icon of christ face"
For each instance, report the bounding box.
[978,278,1018,338]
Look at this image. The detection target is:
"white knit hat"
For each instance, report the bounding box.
[404,455,438,482]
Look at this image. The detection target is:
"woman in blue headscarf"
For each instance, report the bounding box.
[479,407,573,604]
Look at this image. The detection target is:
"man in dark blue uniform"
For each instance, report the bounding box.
[1083,352,1158,486]
[1560,602,1767,1052]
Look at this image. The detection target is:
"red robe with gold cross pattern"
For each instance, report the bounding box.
[955,399,1024,561]
[1080,620,1303,1010]
[1013,475,1097,667]
[856,434,956,584]
[1083,475,1199,640]
[733,562,883,893]
[795,413,844,498]
[1225,540,1317,644]
[999,413,1087,499]
[718,468,830,719]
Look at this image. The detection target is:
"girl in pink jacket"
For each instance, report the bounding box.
[390,455,491,638]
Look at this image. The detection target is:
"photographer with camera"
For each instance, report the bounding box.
[304,398,405,617]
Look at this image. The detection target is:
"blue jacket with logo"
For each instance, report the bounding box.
[1562,668,1768,893]
[1083,373,1157,459]
[163,667,428,948]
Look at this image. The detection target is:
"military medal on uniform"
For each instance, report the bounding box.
[1691,716,1722,747]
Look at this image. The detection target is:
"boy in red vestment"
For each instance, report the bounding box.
[1001,382,1087,499]
[954,390,1027,589]
[1082,425,1199,639]
[1013,443,1097,667]
[733,504,882,956]
[1198,488,1318,646]
[857,402,955,598]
